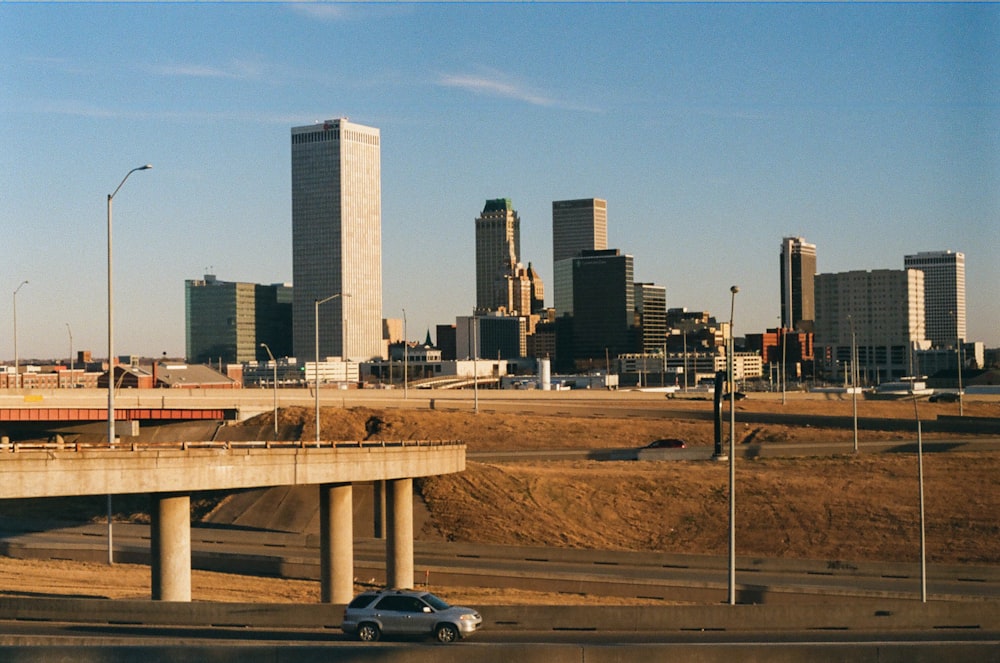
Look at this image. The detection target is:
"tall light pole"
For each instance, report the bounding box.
[66,323,74,389]
[911,394,927,602]
[682,329,688,392]
[314,292,349,446]
[260,343,278,437]
[849,315,859,453]
[957,337,964,417]
[728,284,739,606]
[472,314,479,414]
[106,164,151,566]
[402,308,408,400]
[12,280,28,390]
[780,325,787,405]
[108,164,151,449]
[952,311,964,417]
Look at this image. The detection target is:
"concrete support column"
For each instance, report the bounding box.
[150,492,191,602]
[373,480,386,539]
[386,477,414,589]
[320,482,354,604]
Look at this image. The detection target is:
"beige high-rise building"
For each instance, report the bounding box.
[552,198,607,262]
[815,269,929,381]
[553,198,607,317]
[475,198,520,312]
[291,118,383,361]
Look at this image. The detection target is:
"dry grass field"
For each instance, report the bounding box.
[0,394,996,603]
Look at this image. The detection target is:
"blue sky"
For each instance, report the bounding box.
[2,2,997,361]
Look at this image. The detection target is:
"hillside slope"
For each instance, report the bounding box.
[229,402,999,565]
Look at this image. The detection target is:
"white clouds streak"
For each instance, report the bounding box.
[439,73,556,107]
[145,59,266,81]
[438,71,600,113]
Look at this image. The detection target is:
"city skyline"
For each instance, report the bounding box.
[2,3,997,361]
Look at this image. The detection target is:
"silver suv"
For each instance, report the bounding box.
[341,589,483,643]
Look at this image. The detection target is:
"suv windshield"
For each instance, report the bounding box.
[422,593,451,611]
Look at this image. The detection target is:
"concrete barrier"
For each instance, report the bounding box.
[0,643,997,663]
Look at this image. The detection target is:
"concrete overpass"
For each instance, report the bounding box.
[0,440,465,603]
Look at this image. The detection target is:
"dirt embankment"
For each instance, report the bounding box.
[268,400,999,565]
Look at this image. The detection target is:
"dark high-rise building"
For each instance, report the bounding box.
[435,324,457,360]
[780,236,816,332]
[568,249,635,366]
[185,274,292,364]
[291,118,383,362]
[904,250,966,348]
[475,198,520,312]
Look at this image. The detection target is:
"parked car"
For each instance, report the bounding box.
[929,392,960,403]
[342,588,482,643]
[644,438,686,449]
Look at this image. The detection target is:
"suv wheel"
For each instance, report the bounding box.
[435,623,459,643]
[357,622,381,642]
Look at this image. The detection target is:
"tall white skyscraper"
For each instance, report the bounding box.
[904,250,966,348]
[291,118,383,361]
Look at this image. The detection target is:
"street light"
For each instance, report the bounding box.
[848,315,859,453]
[260,343,278,437]
[911,394,927,602]
[957,337,964,417]
[402,308,408,400]
[682,330,688,392]
[108,164,151,448]
[314,292,350,446]
[471,314,479,414]
[12,280,28,390]
[66,323,74,389]
[951,311,964,417]
[106,163,151,566]
[780,325,787,406]
[728,284,739,606]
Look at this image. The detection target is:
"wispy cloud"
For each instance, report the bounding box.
[23,53,266,83]
[21,55,94,76]
[145,59,265,81]
[438,70,601,113]
[286,3,412,23]
[24,99,311,126]
[438,72,556,107]
[286,3,353,21]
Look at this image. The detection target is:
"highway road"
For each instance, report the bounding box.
[470,437,1000,462]
[0,619,997,663]
[2,520,997,604]
[1,619,998,645]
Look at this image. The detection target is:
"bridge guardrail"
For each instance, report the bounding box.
[0,439,464,454]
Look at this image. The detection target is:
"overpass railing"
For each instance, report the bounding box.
[0,439,464,454]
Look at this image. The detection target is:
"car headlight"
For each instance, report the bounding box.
[459,613,478,621]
